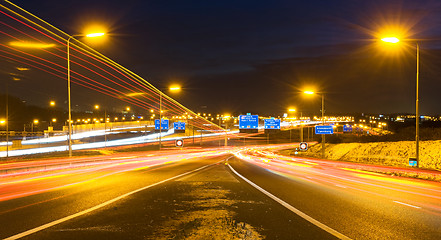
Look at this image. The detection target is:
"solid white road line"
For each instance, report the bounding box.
[4,161,220,240]
[393,201,421,209]
[228,163,352,240]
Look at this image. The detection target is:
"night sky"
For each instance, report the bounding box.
[6,0,441,116]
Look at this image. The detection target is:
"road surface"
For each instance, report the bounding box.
[1,145,441,239]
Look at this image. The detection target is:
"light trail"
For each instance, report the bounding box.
[233,144,441,216]
[0,149,229,202]
[0,1,227,143]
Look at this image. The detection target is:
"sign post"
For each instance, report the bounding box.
[314,125,333,159]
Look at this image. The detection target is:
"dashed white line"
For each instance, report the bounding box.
[393,201,421,209]
[227,163,352,240]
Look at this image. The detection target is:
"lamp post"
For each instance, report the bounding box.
[94,104,107,147]
[66,32,105,157]
[304,91,325,158]
[288,108,296,142]
[158,85,181,150]
[159,93,162,150]
[5,83,8,158]
[381,37,420,166]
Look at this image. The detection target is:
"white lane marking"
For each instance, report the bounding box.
[228,164,352,240]
[4,161,222,240]
[393,201,421,209]
[335,184,347,189]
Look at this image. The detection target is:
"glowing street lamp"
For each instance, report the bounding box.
[86,32,105,38]
[169,85,181,92]
[67,31,105,157]
[380,35,420,166]
[50,101,55,107]
[381,37,400,44]
[94,104,100,110]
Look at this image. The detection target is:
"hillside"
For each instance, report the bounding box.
[296,140,441,170]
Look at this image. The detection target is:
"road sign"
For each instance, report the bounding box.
[239,115,259,133]
[155,119,169,130]
[299,142,308,151]
[264,119,281,129]
[343,125,352,132]
[239,115,258,129]
[315,125,334,134]
[409,157,418,167]
[175,139,184,147]
[173,122,186,133]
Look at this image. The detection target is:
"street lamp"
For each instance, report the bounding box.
[158,85,181,150]
[304,90,325,159]
[381,36,420,166]
[94,104,108,146]
[66,32,105,157]
[32,119,39,132]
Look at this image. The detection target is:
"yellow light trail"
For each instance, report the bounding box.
[9,41,56,49]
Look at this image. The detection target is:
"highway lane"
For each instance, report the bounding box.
[3,143,441,239]
[0,152,229,239]
[0,148,230,202]
[231,147,441,239]
[3,157,337,240]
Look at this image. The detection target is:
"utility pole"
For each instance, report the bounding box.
[300,111,303,142]
[5,83,9,158]
[104,109,107,147]
[159,94,162,150]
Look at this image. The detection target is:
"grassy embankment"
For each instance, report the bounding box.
[279,140,441,181]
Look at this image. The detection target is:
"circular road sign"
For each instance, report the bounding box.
[175,139,184,147]
[299,142,308,151]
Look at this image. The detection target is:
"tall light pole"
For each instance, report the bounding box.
[94,104,107,147]
[158,85,181,150]
[304,91,325,159]
[66,32,105,157]
[288,108,296,142]
[381,37,420,166]
[5,84,8,158]
[159,93,162,150]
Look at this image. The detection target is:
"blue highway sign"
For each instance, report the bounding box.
[155,119,169,130]
[264,119,281,129]
[239,115,259,129]
[174,122,186,130]
[315,125,334,134]
[343,125,352,132]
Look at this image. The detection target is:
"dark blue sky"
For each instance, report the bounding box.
[10,0,441,115]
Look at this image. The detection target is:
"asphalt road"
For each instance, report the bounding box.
[230,147,441,239]
[1,152,337,240]
[2,145,441,239]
